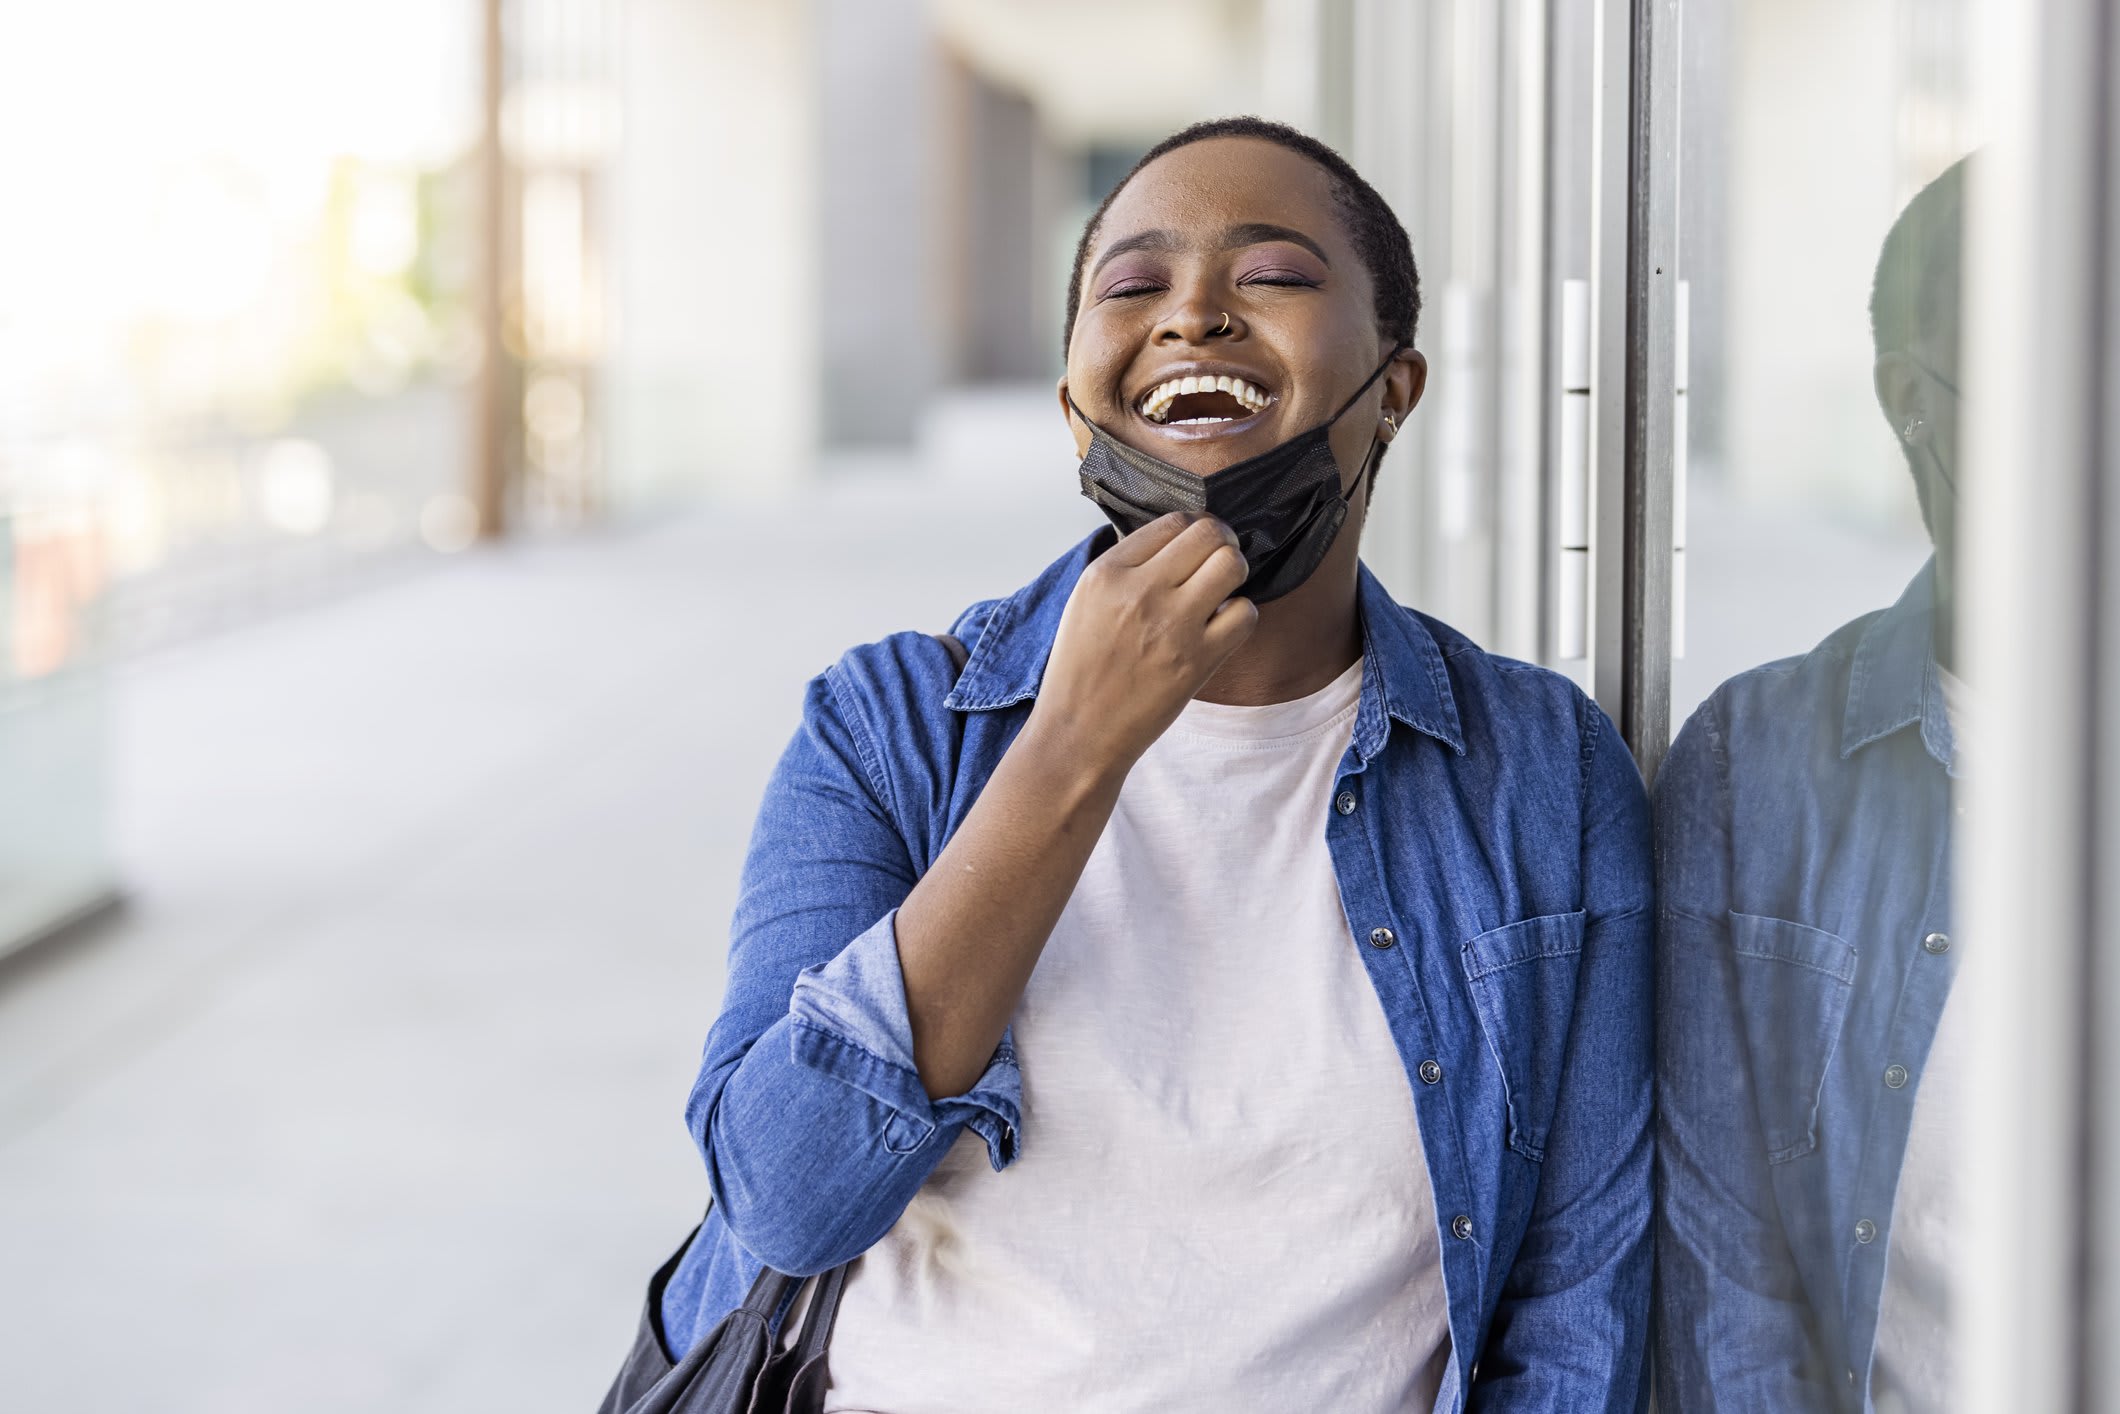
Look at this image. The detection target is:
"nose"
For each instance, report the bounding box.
[1154,291,1241,344]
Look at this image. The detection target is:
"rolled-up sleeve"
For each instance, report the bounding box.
[684,664,1021,1277]
[787,906,1022,1168]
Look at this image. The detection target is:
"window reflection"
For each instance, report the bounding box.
[1655,151,1972,1410]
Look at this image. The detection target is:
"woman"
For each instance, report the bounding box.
[656,117,1652,1411]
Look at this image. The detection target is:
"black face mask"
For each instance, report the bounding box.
[1068,346,1403,604]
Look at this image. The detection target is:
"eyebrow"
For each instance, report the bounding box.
[1088,221,1333,282]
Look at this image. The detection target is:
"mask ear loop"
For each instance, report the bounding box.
[1899,352,1960,497]
[1064,390,1111,439]
[1353,435,1387,519]
[1342,343,1407,516]
[1328,342,1410,424]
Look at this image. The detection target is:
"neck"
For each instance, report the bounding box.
[1193,554,1365,706]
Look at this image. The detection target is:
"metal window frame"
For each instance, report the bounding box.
[1618,0,1681,781]
[1587,0,1681,784]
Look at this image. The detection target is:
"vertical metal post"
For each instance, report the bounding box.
[1586,0,1630,726]
[473,0,510,540]
[1588,0,1680,780]
[1620,0,1680,782]
[2091,5,2120,1386]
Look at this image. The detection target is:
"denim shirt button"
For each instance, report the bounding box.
[1451,1214,1474,1241]
[1923,930,1951,954]
[1335,790,1358,816]
[1854,1218,1878,1244]
[1883,1064,1909,1090]
[1368,926,1398,949]
[1419,1059,1443,1085]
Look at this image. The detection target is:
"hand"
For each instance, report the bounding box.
[1029,513,1257,773]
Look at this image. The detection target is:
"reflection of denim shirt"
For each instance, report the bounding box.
[1655,564,1956,1411]
[658,529,1654,1411]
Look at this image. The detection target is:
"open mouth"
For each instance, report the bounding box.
[1138,374,1274,426]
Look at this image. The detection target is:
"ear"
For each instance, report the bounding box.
[1874,351,1930,447]
[1056,376,1092,457]
[1379,348,1428,443]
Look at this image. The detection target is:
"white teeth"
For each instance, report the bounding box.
[1138,374,1274,423]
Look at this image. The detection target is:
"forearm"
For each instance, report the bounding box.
[698,1006,1016,1273]
[895,708,1128,1098]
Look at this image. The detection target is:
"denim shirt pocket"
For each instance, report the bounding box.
[1460,910,1587,1162]
[1727,911,1857,1164]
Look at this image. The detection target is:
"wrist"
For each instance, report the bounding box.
[1015,703,1135,804]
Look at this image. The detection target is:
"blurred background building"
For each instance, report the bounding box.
[4,0,2096,1409]
[3,0,1957,956]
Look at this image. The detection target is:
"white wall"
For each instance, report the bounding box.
[604,0,819,505]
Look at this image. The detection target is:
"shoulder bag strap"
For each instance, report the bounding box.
[934,632,969,674]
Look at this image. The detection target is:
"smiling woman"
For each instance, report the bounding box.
[607,116,1653,1414]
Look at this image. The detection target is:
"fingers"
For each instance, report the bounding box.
[1175,538,1248,611]
[1104,511,1193,567]
[1159,514,1247,618]
[1149,515,1244,587]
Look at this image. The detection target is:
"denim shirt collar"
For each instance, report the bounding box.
[945,528,1466,760]
[1841,557,1957,776]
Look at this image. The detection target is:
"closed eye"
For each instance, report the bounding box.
[1241,272,1321,288]
[1100,280,1165,300]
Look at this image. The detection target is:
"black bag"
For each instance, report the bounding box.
[598,633,970,1414]
[595,1219,851,1414]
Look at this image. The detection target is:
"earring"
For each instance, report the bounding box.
[1902,418,1925,443]
[1383,413,1398,434]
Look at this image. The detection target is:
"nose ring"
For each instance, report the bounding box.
[1214,311,1230,335]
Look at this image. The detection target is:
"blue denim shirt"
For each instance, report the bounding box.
[1654,564,1956,1411]
[660,529,1654,1410]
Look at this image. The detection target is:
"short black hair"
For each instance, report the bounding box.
[1061,116,1422,359]
[1870,157,1967,364]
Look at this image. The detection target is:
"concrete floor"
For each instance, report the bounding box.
[0,466,1096,1414]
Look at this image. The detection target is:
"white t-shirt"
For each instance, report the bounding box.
[822,657,1453,1413]
[1870,665,1970,1414]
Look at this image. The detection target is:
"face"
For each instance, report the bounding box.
[1060,136,1425,492]
[1873,303,1964,597]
